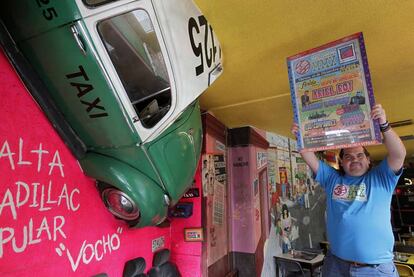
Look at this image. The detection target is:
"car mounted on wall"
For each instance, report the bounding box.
[0,0,222,227]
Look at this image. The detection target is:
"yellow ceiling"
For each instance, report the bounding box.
[195,0,414,161]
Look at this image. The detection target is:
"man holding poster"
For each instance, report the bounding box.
[291,103,405,276]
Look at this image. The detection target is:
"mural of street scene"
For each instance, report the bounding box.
[261,133,327,277]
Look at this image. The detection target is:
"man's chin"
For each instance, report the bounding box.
[348,172,363,177]
[347,168,366,176]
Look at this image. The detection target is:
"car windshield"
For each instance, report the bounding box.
[98,9,172,128]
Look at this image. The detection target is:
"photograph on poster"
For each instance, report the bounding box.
[287,32,382,151]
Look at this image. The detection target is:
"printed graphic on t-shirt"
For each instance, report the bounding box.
[332,183,367,202]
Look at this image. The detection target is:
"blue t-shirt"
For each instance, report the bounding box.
[316,159,402,264]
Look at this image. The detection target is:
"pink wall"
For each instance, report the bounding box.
[0,51,199,276]
[249,147,262,250]
[228,147,254,253]
[228,144,270,254]
[170,161,203,277]
[203,133,228,267]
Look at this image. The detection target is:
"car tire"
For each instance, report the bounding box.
[97,181,140,226]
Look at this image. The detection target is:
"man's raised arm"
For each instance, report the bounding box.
[371,104,406,172]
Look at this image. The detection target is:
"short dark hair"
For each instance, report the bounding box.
[281,204,289,218]
[339,146,370,159]
[338,146,372,174]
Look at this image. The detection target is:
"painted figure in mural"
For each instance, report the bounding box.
[303,182,310,209]
[280,204,300,253]
[275,201,282,220]
[306,177,315,196]
[279,170,289,200]
[281,204,291,254]
[270,188,281,227]
[271,187,279,207]
[275,218,283,236]
[292,104,405,277]
[281,231,291,254]
[296,179,306,208]
[281,204,292,233]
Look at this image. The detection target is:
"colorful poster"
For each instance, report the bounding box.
[213,154,226,184]
[287,32,381,151]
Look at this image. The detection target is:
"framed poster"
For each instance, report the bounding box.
[287,32,381,152]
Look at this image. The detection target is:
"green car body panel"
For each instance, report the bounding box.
[0,0,223,227]
[147,101,203,203]
[1,1,81,42]
[17,20,140,148]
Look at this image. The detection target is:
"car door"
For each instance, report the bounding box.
[81,0,178,143]
[13,14,138,149]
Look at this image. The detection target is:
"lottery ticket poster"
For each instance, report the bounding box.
[287,32,382,152]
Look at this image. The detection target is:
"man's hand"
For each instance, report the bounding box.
[373,103,406,172]
[291,122,299,137]
[371,104,387,124]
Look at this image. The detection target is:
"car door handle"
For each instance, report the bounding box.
[70,24,87,56]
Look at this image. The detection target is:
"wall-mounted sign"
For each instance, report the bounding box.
[215,140,226,152]
[184,228,204,242]
[151,236,165,252]
[169,202,193,218]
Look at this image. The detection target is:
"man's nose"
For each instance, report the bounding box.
[346,156,357,161]
[350,156,362,161]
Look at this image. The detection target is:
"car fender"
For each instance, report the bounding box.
[79,152,167,227]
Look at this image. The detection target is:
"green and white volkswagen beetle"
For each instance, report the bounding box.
[0,0,222,227]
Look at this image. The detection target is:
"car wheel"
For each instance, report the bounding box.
[97,182,140,225]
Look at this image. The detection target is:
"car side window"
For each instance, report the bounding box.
[98,9,172,128]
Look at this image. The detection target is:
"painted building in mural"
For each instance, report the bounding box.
[256,131,327,277]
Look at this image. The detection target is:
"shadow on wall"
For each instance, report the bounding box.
[122,249,181,277]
